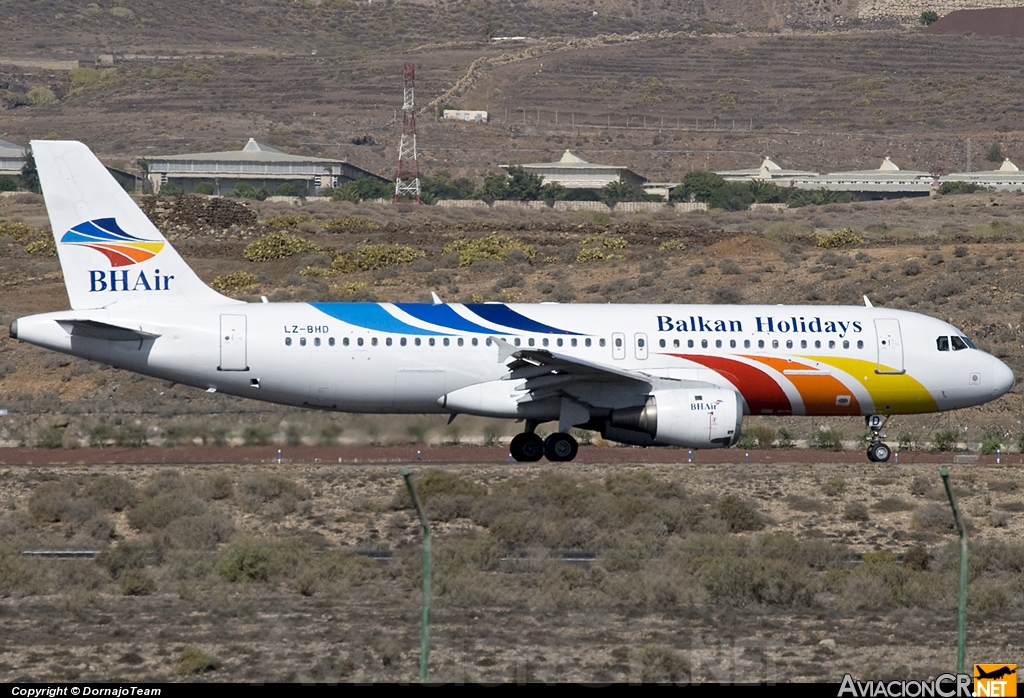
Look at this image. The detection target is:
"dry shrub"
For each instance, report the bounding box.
[707,495,766,532]
[698,556,812,607]
[843,502,870,522]
[238,474,310,514]
[0,547,47,597]
[127,492,207,531]
[85,475,138,511]
[215,539,311,583]
[96,541,150,579]
[911,503,961,533]
[442,234,536,266]
[872,497,914,513]
[626,642,692,679]
[160,514,236,548]
[119,569,157,596]
[210,271,257,293]
[177,646,220,675]
[242,232,322,262]
[28,483,96,525]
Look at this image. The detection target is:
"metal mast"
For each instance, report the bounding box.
[394,62,421,203]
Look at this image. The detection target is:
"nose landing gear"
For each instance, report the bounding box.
[865,415,892,462]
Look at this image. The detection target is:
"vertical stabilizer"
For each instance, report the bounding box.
[32,140,239,310]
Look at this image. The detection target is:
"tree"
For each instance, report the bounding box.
[670,170,726,203]
[158,182,183,197]
[985,142,1003,163]
[420,171,475,204]
[328,176,392,202]
[0,175,18,192]
[599,181,644,207]
[475,171,509,203]
[20,149,40,194]
[504,166,545,201]
[919,10,939,25]
[194,181,215,195]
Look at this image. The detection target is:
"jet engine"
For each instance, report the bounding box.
[602,388,742,448]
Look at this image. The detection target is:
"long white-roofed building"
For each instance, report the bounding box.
[147,138,388,196]
[506,150,647,189]
[940,158,1024,190]
[0,138,26,178]
[788,157,934,194]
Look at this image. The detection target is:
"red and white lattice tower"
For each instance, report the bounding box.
[394,62,421,203]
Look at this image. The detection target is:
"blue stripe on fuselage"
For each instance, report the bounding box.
[311,303,443,335]
[394,303,508,334]
[463,303,579,335]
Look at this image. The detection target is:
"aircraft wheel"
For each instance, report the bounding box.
[868,442,891,463]
[544,432,579,462]
[510,432,544,462]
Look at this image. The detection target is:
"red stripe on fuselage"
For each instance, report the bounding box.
[668,354,792,415]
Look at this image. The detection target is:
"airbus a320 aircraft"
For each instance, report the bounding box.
[11,141,1015,462]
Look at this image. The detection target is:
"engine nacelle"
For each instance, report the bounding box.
[605,388,742,448]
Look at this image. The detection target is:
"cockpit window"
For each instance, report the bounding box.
[960,336,977,349]
[937,336,949,352]
[951,336,969,351]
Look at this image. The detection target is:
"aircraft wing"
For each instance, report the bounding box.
[505,346,716,404]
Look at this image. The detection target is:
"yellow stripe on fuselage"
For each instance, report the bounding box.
[802,356,938,414]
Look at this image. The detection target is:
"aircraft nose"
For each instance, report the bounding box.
[992,356,1015,396]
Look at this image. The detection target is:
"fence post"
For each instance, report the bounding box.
[401,467,432,683]
[940,467,967,674]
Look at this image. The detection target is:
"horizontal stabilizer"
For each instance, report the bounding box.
[57,319,160,343]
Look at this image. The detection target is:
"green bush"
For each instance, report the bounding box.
[34,425,65,449]
[115,423,148,447]
[243,232,322,262]
[319,423,344,445]
[264,213,314,229]
[709,495,767,532]
[321,215,380,230]
[177,646,220,675]
[119,569,156,596]
[931,429,958,452]
[351,244,425,271]
[96,542,149,579]
[628,644,691,683]
[812,428,843,451]
[194,181,215,195]
[0,548,47,597]
[822,476,847,497]
[442,234,536,267]
[27,87,57,107]
[816,228,863,248]
[242,425,273,446]
[980,436,1001,455]
[158,183,183,197]
[228,182,267,200]
[0,175,19,192]
[210,271,258,293]
[88,423,118,448]
[919,10,939,25]
[744,424,776,448]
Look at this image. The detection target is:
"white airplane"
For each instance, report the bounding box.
[10,141,1015,462]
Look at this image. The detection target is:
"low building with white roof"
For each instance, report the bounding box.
[507,150,647,190]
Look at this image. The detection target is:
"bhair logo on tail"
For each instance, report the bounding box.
[61,218,164,267]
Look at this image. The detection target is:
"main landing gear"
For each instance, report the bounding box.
[866,415,892,463]
[509,422,580,462]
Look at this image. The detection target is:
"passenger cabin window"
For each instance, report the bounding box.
[528,338,535,347]
[814,340,821,349]
[415,338,422,346]
[386,337,393,346]
[570,338,577,347]
[715,339,722,349]
[285,337,292,346]
[329,337,335,347]
[615,337,623,348]
[371,337,378,346]
[856,340,864,349]
[429,338,435,346]
[443,338,449,347]
[757,340,764,349]
[843,340,850,349]
[772,340,779,349]
[400,337,407,346]
[542,338,549,347]
[744,340,750,349]
[514,338,521,347]
[585,338,592,347]
[343,337,350,347]
[357,337,364,346]
[674,339,680,348]
[701,339,709,349]
[458,338,464,346]
[951,336,969,351]
[599,339,606,347]
[300,337,307,346]
[800,340,807,349]
[314,337,321,347]
[688,339,695,348]
[828,340,836,349]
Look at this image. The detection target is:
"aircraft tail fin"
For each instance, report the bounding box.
[32,140,238,310]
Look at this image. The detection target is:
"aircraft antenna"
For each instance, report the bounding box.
[394,62,422,204]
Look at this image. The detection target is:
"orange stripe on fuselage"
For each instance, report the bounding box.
[744,356,862,416]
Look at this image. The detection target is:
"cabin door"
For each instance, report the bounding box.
[219,315,248,371]
[874,319,905,375]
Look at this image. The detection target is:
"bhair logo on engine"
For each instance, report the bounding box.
[60,218,173,293]
[692,399,724,411]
